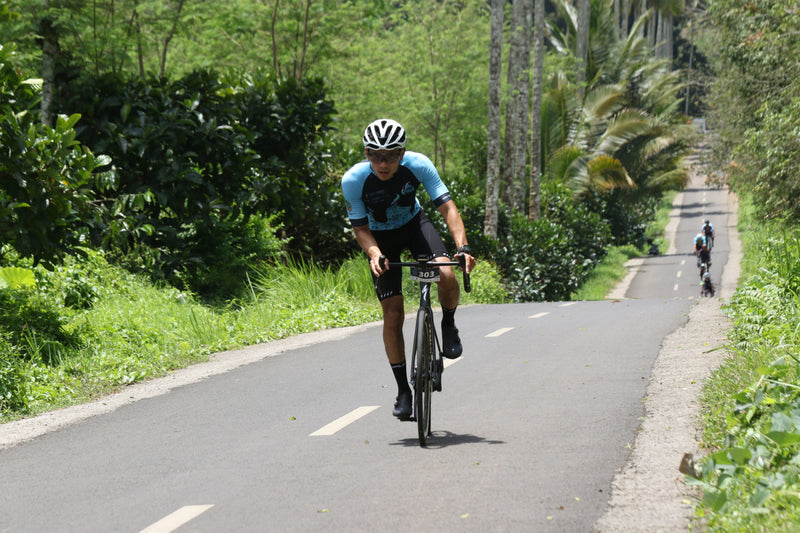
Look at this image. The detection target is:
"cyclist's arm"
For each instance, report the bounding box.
[353,224,387,276]
[437,199,476,274]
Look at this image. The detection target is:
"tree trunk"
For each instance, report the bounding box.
[501,0,529,212]
[529,0,545,220]
[484,0,504,238]
[648,7,658,51]
[271,0,282,77]
[575,0,591,102]
[512,0,532,211]
[159,0,185,78]
[662,12,673,62]
[620,0,630,40]
[297,0,312,79]
[39,17,58,127]
[685,12,695,115]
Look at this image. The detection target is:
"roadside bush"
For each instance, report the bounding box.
[496,184,611,302]
[0,43,107,267]
[0,332,27,412]
[58,68,342,297]
[696,220,800,530]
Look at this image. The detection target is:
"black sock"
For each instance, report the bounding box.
[391,362,411,393]
[442,306,457,328]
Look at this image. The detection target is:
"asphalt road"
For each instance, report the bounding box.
[0,175,731,532]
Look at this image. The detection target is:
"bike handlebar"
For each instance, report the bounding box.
[379,254,471,293]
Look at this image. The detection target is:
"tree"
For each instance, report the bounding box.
[484,0,504,238]
[575,0,591,101]
[705,0,800,220]
[502,0,532,212]
[529,0,545,220]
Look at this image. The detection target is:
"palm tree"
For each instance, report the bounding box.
[541,4,691,199]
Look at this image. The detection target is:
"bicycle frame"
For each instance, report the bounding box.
[381,254,469,446]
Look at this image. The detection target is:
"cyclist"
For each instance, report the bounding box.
[693,233,707,265]
[341,118,476,420]
[701,271,715,297]
[694,233,711,272]
[701,219,715,249]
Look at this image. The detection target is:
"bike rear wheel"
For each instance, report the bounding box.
[413,307,435,447]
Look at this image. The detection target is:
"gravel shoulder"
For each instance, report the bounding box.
[593,169,741,532]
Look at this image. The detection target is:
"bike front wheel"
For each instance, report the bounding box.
[413,307,435,447]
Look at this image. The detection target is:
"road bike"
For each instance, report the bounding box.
[381,254,471,447]
[698,260,711,281]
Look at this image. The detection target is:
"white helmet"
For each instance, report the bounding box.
[363,119,406,150]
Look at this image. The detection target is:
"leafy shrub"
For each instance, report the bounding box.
[496,184,612,302]
[171,213,289,301]
[0,331,27,412]
[696,218,800,529]
[58,68,344,295]
[0,43,108,267]
[0,282,79,364]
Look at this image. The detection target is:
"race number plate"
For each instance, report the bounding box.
[410,266,440,283]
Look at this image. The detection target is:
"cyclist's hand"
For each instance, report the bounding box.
[370,254,389,277]
[457,251,476,274]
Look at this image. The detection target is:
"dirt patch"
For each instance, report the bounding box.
[593,176,741,532]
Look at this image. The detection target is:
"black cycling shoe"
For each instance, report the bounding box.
[392,390,412,420]
[441,324,463,359]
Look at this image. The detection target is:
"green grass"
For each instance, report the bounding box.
[571,245,641,300]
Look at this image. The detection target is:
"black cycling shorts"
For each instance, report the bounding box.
[370,210,448,301]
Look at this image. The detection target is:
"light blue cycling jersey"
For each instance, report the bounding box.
[341,151,451,231]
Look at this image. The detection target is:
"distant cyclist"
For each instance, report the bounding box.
[701,271,715,297]
[701,220,715,249]
[341,118,476,420]
[694,233,711,269]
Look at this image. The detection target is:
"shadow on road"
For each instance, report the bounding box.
[391,431,506,448]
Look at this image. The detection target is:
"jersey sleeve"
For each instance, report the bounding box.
[402,151,451,207]
[341,162,370,227]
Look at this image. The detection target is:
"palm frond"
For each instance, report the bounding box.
[548,144,587,183]
[585,154,636,191]
[595,109,653,154]
[643,167,690,191]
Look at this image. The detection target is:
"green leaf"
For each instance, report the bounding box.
[750,487,771,507]
[702,490,727,512]
[727,447,753,465]
[0,267,36,289]
[766,431,800,447]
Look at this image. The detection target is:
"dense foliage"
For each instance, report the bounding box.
[705,0,800,221]
[57,69,344,295]
[0,43,107,266]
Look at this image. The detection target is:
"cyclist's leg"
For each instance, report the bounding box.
[408,211,459,305]
[372,228,413,418]
[410,211,462,358]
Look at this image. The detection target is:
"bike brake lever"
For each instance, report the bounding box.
[457,253,471,293]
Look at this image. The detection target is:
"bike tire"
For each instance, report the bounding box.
[413,307,435,447]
